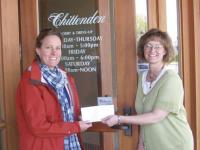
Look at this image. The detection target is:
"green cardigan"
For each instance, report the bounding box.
[135,69,193,150]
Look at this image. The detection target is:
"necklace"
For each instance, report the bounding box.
[146,65,165,88]
[148,81,153,89]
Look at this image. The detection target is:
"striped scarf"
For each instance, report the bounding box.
[40,64,81,150]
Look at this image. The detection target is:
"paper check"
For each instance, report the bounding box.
[81,105,115,122]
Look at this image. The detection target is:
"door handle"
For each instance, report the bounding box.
[112,106,132,136]
[121,106,132,136]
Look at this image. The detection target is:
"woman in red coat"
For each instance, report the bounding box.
[16,28,92,150]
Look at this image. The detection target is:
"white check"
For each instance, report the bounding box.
[81,105,115,122]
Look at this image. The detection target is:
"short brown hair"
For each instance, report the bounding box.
[35,28,63,60]
[137,28,175,63]
[36,28,63,48]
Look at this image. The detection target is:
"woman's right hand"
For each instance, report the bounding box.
[101,115,118,127]
[79,121,92,132]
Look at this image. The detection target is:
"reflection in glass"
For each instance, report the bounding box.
[166,0,179,73]
[135,0,148,72]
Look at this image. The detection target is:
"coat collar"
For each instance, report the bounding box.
[30,59,42,82]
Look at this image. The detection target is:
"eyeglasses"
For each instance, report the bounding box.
[144,43,164,51]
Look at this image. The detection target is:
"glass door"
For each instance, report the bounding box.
[38,0,115,149]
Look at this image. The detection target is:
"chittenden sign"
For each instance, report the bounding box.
[48,10,106,28]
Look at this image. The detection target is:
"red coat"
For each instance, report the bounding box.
[16,60,81,150]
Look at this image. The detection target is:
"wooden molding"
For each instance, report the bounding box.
[0,0,21,149]
[0,122,6,129]
[19,0,38,70]
[179,0,200,149]
[115,0,139,149]
[147,0,166,30]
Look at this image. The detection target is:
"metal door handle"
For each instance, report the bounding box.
[121,106,132,136]
[112,106,133,136]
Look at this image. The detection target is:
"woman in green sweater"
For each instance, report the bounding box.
[102,28,194,150]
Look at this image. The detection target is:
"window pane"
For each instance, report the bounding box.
[135,0,147,40]
[166,0,179,73]
[135,0,148,72]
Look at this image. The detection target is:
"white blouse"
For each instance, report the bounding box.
[142,66,168,95]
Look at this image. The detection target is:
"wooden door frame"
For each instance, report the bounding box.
[114,0,138,149]
[0,0,20,149]
[179,0,200,149]
[98,0,115,149]
[19,0,38,70]
[147,0,167,30]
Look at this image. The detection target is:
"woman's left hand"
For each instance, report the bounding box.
[101,115,118,127]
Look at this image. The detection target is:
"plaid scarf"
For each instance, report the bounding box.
[40,64,81,150]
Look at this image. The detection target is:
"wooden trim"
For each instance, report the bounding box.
[0,122,6,129]
[0,129,7,150]
[0,0,20,150]
[0,1,4,121]
[180,0,195,136]
[115,0,138,149]
[157,0,166,30]
[179,0,200,149]
[19,0,38,70]
[98,0,113,98]
[147,0,167,30]
[147,0,158,28]
[88,123,116,132]
[193,0,200,148]
[98,0,115,149]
